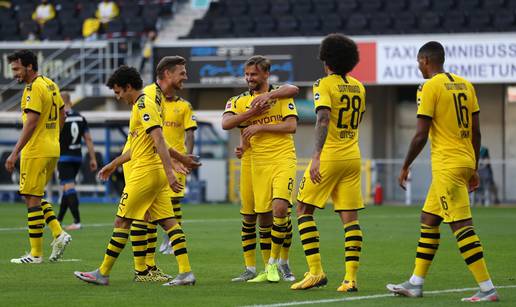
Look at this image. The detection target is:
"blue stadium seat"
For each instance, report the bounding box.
[61,19,82,40]
[369,12,393,34]
[384,0,406,12]
[433,0,456,12]
[55,0,78,15]
[345,13,368,35]
[492,11,515,31]
[225,0,247,17]
[292,0,312,15]
[393,11,417,33]
[467,11,492,31]
[456,0,481,10]
[78,2,96,20]
[298,15,320,36]
[41,19,61,40]
[105,19,124,37]
[188,19,211,38]
[361,0,383,12]
[19,20,38,39]
[313,0,335,14]
[270,0,291,16]
[232,16,254,37]
[247,0,269,15]
[418,12,442,33]
[320,13,343,33]
[254,15,276,36]
[408,0,431,11]
[212,17,232,37]
[276,15,299,36]
[125,19,144,37]
[0,20,19,41]
[442,11,467,32]
[337,0,360,14]
[482,0,505,10]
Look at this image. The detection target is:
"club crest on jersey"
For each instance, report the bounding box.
[26,96,31,102]
[288,103,295,110]
[143,114,150,121]
[137,101,145,110]
[314,93,320,101]
[225,102,232,110]
[192,115,197,121]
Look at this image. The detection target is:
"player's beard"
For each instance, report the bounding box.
[247,81,261,92]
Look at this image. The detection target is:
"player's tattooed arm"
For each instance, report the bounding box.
[310,108,330,183]
[185,129,195,154]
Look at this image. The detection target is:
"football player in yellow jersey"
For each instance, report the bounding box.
[74,65,198,286]
[222,56,299,283]
[386,42,499,302]
[291,34,366,291]
[223,81,299,282]
[5,50,72,264]
[158,88,198,255]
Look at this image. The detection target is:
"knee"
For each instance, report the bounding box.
[296,201,313,216]
[242,214,257,224]
[114,216,131,229]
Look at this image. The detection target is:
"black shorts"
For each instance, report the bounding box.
[58,161,82,184]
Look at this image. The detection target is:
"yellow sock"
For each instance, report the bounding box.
[241,220,257,268]
[172,200,182,225]
[259,225,272,267]
[454,226,491,283]
[41,200,62,238]
[130,221,148,272]
[280,216,292,261]
[344,220,363,282]
[27,206,45,257]
[297,215,323,275]
[270,216,288,262]
[166,224,191,273]
[413,224,440,278]
[145,221,158,268]
[99,228,129,276]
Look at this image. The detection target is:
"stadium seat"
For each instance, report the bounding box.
[393,12,417,33]
[105,19,124,37]
[482,0,506,10]
[55,0,78,15]
[254,15,276,36]
[442,11,467,32]
[408,0,431,11]
[433,0,456,12]
[384,0,406,12]
[418,12,441,33]
[456,0,481,11]
[247,0,269,15]
[212,17,233,38]
[492,11,516,31]
[467,11,492,32]
[292,0,312,16]
[125,19,144,37]
[204,1,223,18]
[232,16,254,37]
[120,4,141,19]
[40,19,61,40]
[320,13,343,33]
[298,15,320,36]
[19,20,38,40]
[345,13,368,35]
[276,15,299,36]
[369,12,393,34]
[61,19,82,40]
[337,0,360,14]
[313,0,335,14]
[225,0,247,17]
[78,2,96,20]
[187,19,211,38]
[142,4,161,20]
[270,0,291,16]
[360,0,384,12]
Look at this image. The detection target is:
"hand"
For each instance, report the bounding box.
[234,146,244,159]
[5,151,18,173]
[309,158,322,184]
[398,167,410,190]
[90,159,98,172]
[167,172,184,193]
[178,154,202,170]
[469,171,480,192]
[250,92,271,108]
[242,125,262,141]
[171,158,189,175]
[97,163,116,182]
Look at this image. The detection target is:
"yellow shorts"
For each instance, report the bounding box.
[117,167,175,221]
[169,172,186,199]
[240,161,255,215]
[297,159,364,211]
[19,157,58,197]
[252,159,296,213]
[423,167,474,223]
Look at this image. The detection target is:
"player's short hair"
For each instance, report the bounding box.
[156,56,186,79]
[7,49,38,71]
[106,65,143,90]
[418,41,445,65]
[319,33,359,75]
[245,56,271,73]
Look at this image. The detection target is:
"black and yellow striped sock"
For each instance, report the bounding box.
[99,228,129,276]
[454,226,491,283]
[413,224,440,278]
[280,216,292,261]
[130,221,148,273]
[41,200,63,238]
[298,214,322,275]
[241,220,257,268]
[145,221,158,268]
[344,220,363,282]
[27,206,45,257]
[270,216,288,263]
[172,200,182,225]
[259,224,272,267]
[166,224,191,273]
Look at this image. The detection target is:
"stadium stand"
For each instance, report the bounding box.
[0,0,176,41]
[183,0,516,39]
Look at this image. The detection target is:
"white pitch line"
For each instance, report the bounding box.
[241,285,516,307]
[57,259,82,262]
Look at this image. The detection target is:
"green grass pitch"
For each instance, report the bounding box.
[0,203,515,306]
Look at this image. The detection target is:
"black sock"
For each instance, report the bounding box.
[57,194,69,222]
[66,189,80,224]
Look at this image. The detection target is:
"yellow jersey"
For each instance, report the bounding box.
[313,74,366,161]
[127,83,165,171]
[162,96,197,154]
[21,75,64,158]
[417,72,479,171]
[224,86,298,164]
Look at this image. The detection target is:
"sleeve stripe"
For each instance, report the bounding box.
[283,114,299,121]
[417,114,433,120]
[223,111,236,115]
[185,127,197,131]
[472,111,480,115]
[145,125,161,134]
[315,106,331,112]
[24,108,41,115]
